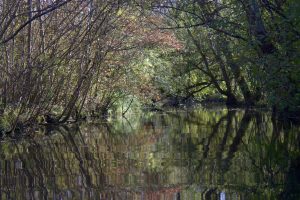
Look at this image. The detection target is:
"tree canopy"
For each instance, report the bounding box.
[0,0,299,133]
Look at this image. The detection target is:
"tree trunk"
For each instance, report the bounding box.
[245,0,276,55]
[221,40,258,106]
[226,93,239,107]
[209,39,239,106]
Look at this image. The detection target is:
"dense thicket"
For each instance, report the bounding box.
[0,0,299,133]
[146,0,300,111]
[0,0,179,133]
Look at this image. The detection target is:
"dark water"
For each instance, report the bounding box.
[0,108,300,200]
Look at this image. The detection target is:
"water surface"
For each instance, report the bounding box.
[0,108,299,199]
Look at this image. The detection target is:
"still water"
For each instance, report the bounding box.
[0,108,299,200]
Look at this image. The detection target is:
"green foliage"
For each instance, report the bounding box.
[0,107,19,133]
[1,0,300,134]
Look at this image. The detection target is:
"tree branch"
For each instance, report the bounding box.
[1,0,72,45]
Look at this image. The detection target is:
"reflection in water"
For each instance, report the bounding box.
[0,108,299,199]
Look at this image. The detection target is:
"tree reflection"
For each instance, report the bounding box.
[0,108,299,199]
[167,109,300,199]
